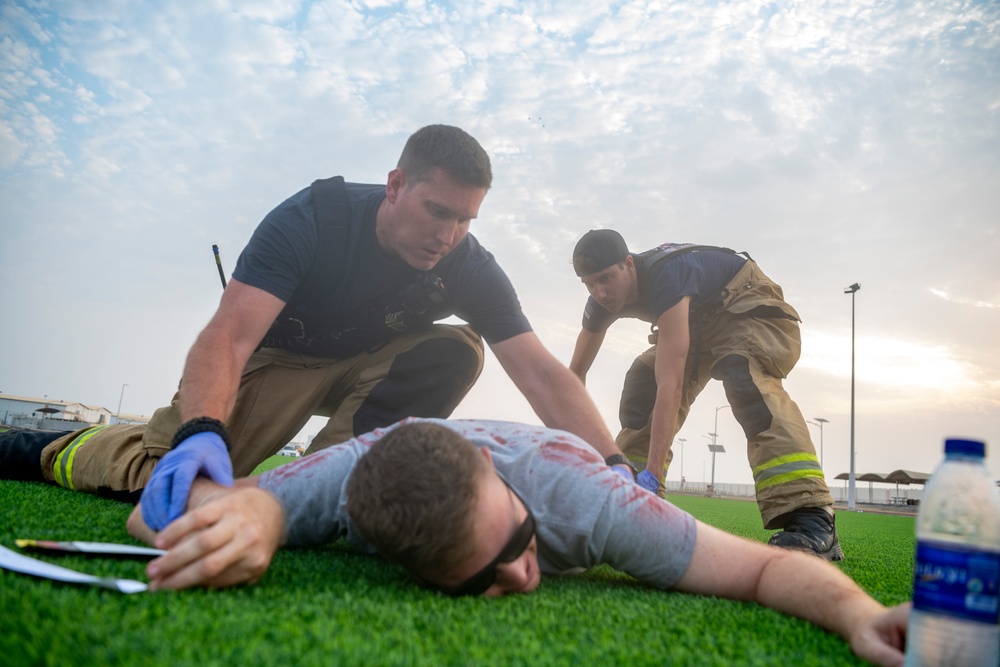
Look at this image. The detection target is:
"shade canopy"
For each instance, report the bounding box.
[885,470,931,485]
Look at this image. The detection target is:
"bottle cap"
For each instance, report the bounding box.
[944,438,985,458]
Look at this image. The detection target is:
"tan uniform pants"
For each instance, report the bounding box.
[41,324,484,496]
[615,261,833,528]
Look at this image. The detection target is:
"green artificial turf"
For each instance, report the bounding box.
[1,469,914,667]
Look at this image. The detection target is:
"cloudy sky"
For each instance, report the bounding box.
[2,0,998,486]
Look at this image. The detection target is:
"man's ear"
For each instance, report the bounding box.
[385,167,406,204]
[479,446,495,468]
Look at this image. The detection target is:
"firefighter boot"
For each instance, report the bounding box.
[768,505,845,561]
[0,429,62,482]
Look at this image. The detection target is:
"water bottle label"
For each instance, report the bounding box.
[913,541,1000,624]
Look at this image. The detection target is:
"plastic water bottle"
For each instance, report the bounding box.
[904,438,1000,666]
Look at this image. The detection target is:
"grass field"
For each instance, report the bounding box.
[1,457,915,666]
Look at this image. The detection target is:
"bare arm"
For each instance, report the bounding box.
[645,298,691,475]
[127,476,285,590]
[490,331,619,458]
[568,328,606,384]
[179,278,286,422]
[677,521,908,666]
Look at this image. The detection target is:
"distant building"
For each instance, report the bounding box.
[0,393,150,432]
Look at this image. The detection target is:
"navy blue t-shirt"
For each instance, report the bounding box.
[581,245,746,332]
[233,181,531,357]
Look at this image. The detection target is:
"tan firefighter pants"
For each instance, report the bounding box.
[615,260,834,528]
[41,324,484,497]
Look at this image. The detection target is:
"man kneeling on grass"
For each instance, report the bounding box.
[127,419,909,666]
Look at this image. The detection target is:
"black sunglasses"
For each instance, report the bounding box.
[426,482,537,597]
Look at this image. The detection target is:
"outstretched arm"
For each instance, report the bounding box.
[490,331,619,458]
[568,328,606,384]
[677,521,908,666]
[128,477,285,590]
[179,278,287,423]
[644,298,690,477]
[139,279,288,531]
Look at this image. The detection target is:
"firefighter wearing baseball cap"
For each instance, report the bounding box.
[569,229,841,561]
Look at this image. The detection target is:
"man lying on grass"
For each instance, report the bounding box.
[126,419,910,666]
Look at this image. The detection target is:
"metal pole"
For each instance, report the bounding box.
[808,417,829,470]
[677,438,686,487]
[710,446,717,489]
[710,405,730,491]
[844,283,860,510]
[116,383,128,423]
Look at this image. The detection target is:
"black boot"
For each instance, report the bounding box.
[0,429,62,482]
[768,506,845,561]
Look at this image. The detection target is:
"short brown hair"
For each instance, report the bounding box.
[346,422,488,577]
[397,125,492,190]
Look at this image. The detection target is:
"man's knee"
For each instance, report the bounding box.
[712,354,772,439]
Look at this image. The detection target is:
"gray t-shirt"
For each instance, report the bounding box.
[258,418,697,589]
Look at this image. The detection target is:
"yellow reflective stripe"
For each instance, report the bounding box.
[54,426,108,490]
[752,452,819,477]
[756,469,826,492]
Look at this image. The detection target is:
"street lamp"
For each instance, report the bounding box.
[116,383,128,423]
[675,438,687,487]
[706,405,731,493]
[807,417,829,469]
[707,436,725,492]
[844,282,860,510]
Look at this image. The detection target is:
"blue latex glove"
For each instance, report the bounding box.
[636,469,663,494]
[610,464,635,482]
[140,431,234,531]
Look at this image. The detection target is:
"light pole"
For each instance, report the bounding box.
[713,405,731,444]
[844,282,860,510]
[706,405,731,493]
[807,417,829,470]
[116,383,128,423]
[676,438,687,487]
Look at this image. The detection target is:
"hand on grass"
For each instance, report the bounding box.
[848,602,909,667]
[138,483,285,590]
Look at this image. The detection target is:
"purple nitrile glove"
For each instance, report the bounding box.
[140,431,234,531]
[610,464,635,482]
[636,469,663,494]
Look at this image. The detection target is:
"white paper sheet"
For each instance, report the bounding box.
[0,544,148,593]
[16,539,166,557]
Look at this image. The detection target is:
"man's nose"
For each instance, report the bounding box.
[493,557,530,592]
[435,220,458,246]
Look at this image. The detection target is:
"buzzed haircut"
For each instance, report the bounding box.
[397,125,493,190]
[346,422,488,577]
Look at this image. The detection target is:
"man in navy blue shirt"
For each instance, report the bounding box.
[0,126,629,528]
[569,229,841,561]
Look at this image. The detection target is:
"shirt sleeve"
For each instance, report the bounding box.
[588,476,698,589]
[518,435,698,589]
[444,237,532,344]
[581,296,617,332]
[231,187,318,303]
[256,436,375,551]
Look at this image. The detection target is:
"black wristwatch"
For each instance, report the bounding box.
[605,454,638,478]
[171,417,233,451]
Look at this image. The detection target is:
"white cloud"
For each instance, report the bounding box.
[930,288,998,310]
[0,0,998,479]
